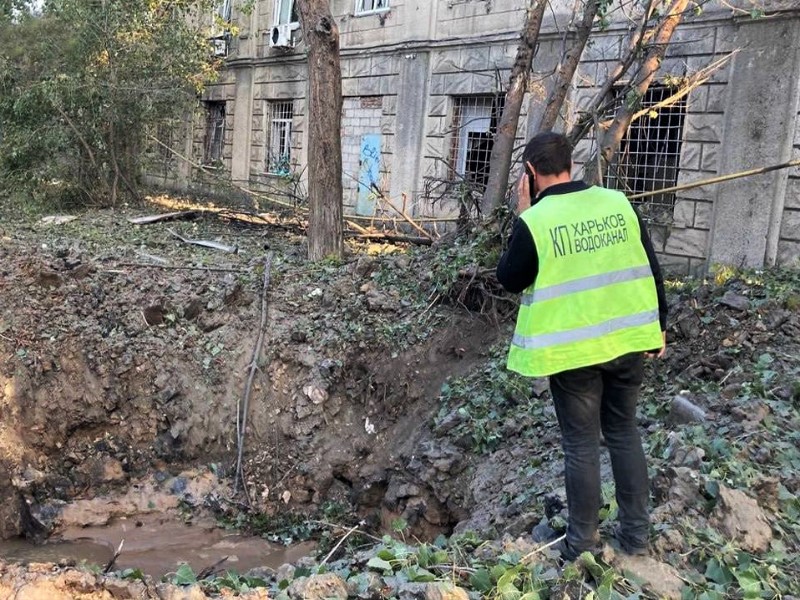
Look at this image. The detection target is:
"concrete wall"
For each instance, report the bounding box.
[152,1,800,272]
[569,14,800,274]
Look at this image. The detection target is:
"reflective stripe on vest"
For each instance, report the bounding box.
[520,264,654,305]
[511,309,659,349]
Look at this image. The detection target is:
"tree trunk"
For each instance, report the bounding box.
[584,0,689,185]
[566,0,656,147]
[296,0,344,260]
[537,0,599,132]
[480,0,548,216]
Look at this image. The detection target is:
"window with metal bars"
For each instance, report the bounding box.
[204,101,225,165]
[266,100,293,175]
[605,85,687,219]
[450,95,504,191]
[356,0,389,14]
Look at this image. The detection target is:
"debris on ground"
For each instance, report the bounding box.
[1,195,799,597]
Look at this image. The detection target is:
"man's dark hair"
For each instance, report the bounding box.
[522,131,573,175]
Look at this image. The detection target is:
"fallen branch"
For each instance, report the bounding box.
[346,232,433,246]
[102,539,124,574]
[148,136,458,235]
[307,520,383,543]
[320,520,366,567]
[197,556,230,579]
[521,534,566,563]
[627,52,736,125]
[628,157,800,201]
[379,193,434,241]
[148,135,301,213]
[235,254,273,502]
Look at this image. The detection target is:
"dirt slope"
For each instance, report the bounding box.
[0,201,499,538]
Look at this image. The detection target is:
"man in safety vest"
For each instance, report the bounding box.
[496,131,667,560]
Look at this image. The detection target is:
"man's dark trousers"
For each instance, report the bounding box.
[549,352,650,553]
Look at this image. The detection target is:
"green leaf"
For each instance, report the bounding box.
[469,568,493,592]
[733,568,762,598]
[405,565,436,582]
[490,564,508,581]
[377,548,396,561]
[171,563,197,586]
[120,568,145,581]
[416,544,431,568]
[704,558,733,585]
[366,556,393,572]
[697,591,725,600]
[391,517,408,533]
[704,479,720,499]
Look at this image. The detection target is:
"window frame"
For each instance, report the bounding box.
[203,101,226,166]
[604,83,687,220]
[355,0,390,17]
[265,100,294,175]
[273,0,299,26]
[216,0,232,22]
[449,95,504,190]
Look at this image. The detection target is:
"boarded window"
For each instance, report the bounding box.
[606,85,687,222]
[450,95,504,191]
[267,100,293,175]
[204,101,226,164]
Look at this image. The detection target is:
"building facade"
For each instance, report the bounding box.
[148,0,800,273]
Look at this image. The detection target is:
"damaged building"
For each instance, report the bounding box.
[146,0,800,274]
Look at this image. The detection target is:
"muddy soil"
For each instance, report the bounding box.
[0,199,499,542]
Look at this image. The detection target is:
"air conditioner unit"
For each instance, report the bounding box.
[269,23,295,48]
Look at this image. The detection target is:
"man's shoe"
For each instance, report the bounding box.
[531,520,560,543]
[611,533,649,557]
[553,538,581,561]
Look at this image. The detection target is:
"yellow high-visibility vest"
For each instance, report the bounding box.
[507,186,662,377]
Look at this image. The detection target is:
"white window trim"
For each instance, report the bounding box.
[354,0,390,17]
[273,0,300,27]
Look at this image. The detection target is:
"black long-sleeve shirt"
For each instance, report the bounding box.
[496,181,668,330]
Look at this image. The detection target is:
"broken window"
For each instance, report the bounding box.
[274,0,298,25]
[267,100,293,175]
[356,0,389,14]
[605,85,687,221]
[204,101,226,165]
[450,95,504,191]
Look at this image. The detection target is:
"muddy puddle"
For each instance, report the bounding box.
[0,514,315,579]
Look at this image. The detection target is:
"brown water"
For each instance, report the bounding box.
[0,514,315,579]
